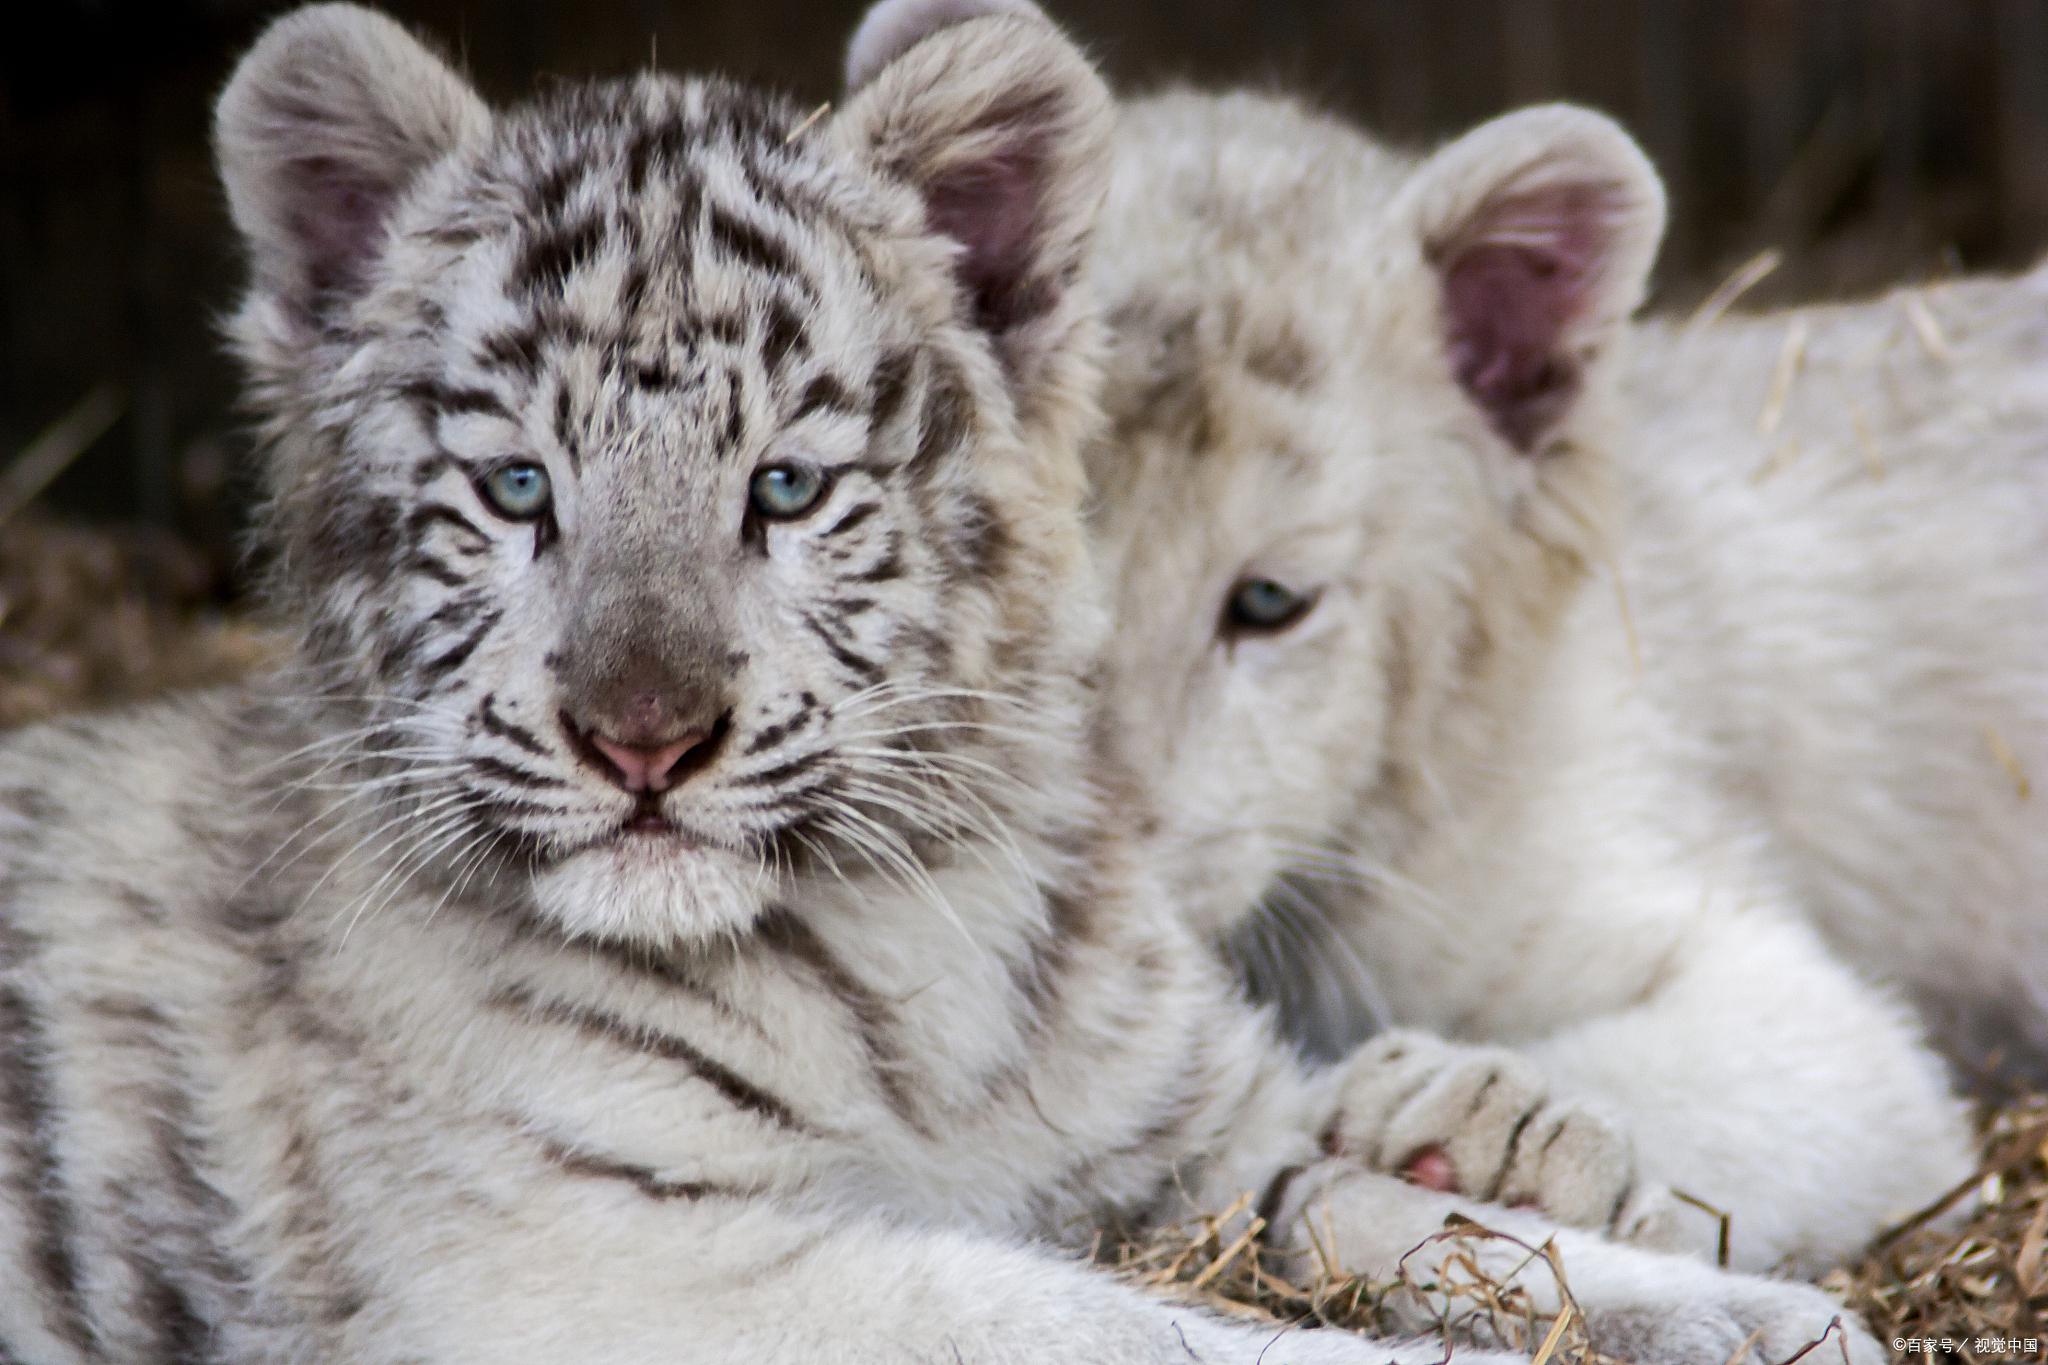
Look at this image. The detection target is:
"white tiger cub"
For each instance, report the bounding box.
[0,3,1888,1362]
[1079,87,2013,1275]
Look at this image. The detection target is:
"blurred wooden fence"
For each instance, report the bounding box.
[7,0,2048,547]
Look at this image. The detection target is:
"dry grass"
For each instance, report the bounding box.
[1116,1095,2048,1362]
[5,511,2043,1360]
[0,513,280,729]
[1111,1198,1613,1360]
[1825,1095,2048,1354]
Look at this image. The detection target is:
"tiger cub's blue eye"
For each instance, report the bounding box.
[1223,577,1316,636]
[480,461,552,521]
[749,462,830,521]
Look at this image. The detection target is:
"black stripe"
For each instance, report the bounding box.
[0,920,96,1354]
[731,753,819,789]
[419,593,486,632]
[132,1246,208,1362]
[478,697,551,759]
[400,379,512,422]
[526,157,583,217]
[519,927,777,1048]
[406,504,488,552]
[552,384,580,470]
[791,373,859,424]
[756,908,927,1136]
[470,755,562,791]
[908,370,972,478]
[0,788,53,826]
[625,119,687,195]
[1489,1104,1542,1204]
[617,261,650,320]
[514,214,606,292]
[259,1108,370,1329]
[409,452,452,488]
[459,790,573,830]
[490,985,813,1134]
[477,325,544,379]
[853,542,904,584]
[1255,1162,1308,1234]
[723,370,747,455]
[536,306,602,354]
[417,610,503,683]
[819,503,879,540]
[382,595,481,676]
[134,1065,255,1355]
[424,441,493,483]
[403,553,466,589]
[534,1136,748,1202]
[954,494,1013,584]
[761,298,805,367]
[802,614,884,683]
[707,205,799,283]
[1605,1177,1637,1235]
[741,699,815,757]
[562,930,704,993]
[700,312,746,347]
[867,350,914,435]
[729,774,833,820]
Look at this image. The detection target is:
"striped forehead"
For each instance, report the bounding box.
[397,76,883,472]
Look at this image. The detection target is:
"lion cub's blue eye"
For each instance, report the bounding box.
[749,462,830,521]
[480,462,552,521]
[1223,577,1317,636]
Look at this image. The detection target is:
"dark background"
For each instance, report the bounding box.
[9,0,2048,558]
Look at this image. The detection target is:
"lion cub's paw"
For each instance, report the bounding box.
[1326,1029,1677,1242]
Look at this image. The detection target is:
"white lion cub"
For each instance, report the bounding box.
[1080,87,2024,1275]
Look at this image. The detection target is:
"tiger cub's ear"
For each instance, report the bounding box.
[837,0,1111,414]
[215,3,490,325]
[1394,105,1665,457]
[843,0,1051,92]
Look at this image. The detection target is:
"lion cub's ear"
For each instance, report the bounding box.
[1396,105,1665,456]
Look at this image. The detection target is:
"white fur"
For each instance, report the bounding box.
[1083,88,1993,1274]
[0,5,1885,1362]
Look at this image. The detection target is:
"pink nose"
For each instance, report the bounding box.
[586,728,716,793]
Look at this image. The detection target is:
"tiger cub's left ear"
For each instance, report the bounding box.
[1395,105,1665,457]
[838,0,1110,413]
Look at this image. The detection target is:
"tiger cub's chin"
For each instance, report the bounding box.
[530,838,774,947]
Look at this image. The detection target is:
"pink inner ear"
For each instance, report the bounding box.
[1440,184,1614,454]
[283,155,397,303]
[921,127,1056,340]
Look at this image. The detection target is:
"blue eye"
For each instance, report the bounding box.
[1224,577,1316,635]
[481,461,552,521]
[749,462,830,521]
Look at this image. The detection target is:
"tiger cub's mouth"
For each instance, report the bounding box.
[610,813,706,853]
[623,792,681,838]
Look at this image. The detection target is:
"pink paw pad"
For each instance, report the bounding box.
[1401,1145,1460,1193]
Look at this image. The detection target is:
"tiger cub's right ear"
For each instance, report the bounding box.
[837,0,1110,412]
[843,0,1052,92]
[215,3,489,324]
